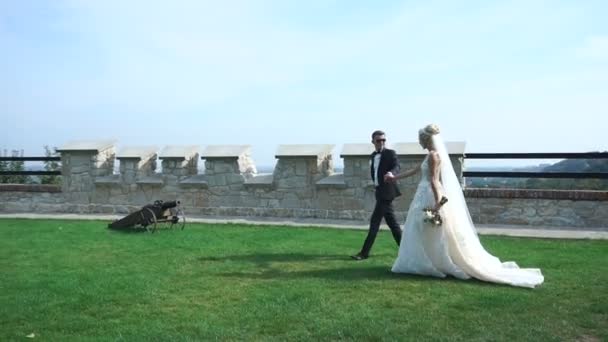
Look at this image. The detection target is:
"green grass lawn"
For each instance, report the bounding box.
[1,219,606,341]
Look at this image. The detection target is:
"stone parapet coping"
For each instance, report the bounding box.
[0,184,61,193]
[340,144,375,157]
[116,146,158,160]
[135,176,164,185]
[201,145,251,158]
[179,175,209,188]
[275,144,334,158]
[316,173,347,188]
[393,141,466,156]
[57,140,116,152]
[340,142,466,157]
[159,145,200,160]
[94,175,121,184]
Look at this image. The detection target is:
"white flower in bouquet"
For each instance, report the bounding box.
[423,209,436,221]
[422,209,443,226]
[422,196,448,227]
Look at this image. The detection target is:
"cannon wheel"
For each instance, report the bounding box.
[140,207,157,233]
[167,207,186,230]
[175,208,186,230]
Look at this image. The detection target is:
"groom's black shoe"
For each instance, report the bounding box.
[350,253,368,261]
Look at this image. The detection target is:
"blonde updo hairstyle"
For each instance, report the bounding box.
[418,124,440,149]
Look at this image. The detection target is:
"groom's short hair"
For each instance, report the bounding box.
[371,130,385,140]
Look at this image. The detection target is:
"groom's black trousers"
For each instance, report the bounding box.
[359,198,402,257]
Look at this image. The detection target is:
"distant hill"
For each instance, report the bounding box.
[542,157,608,173]
[466,164,548,172]
[466,153,608,190]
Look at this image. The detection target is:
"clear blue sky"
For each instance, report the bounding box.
[1,1,607,168]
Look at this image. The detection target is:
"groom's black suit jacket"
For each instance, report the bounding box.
[370,148,402,201]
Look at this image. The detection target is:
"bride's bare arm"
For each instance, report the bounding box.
[429,151,443,208]
[384,163,420,182]
[391,164,421,180]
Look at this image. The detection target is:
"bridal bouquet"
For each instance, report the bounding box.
[422,208,443,226]
[422,196,448,227]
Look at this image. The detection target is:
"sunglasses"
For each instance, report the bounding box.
[374,139,386,143]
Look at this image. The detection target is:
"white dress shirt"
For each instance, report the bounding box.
[373,151,382,187]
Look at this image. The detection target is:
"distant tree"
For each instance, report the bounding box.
[0,149,8,183]
[525,157,608,190]
[41,145,61,185]
[0,149,28,184]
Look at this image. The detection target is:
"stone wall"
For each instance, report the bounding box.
[1,140,606,229]
[465,189,608,228]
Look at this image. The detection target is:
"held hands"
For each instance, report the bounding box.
[384,172,397,183]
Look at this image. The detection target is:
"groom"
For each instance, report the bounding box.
[351,130,403,260]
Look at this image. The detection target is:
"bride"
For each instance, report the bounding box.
[385,124,544,288]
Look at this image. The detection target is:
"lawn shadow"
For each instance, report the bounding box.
[199,252,480,285]
[217,265,478,285]
[198,252,397,269]
[107,228,150,234]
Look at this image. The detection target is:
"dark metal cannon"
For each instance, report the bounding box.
[108,200,186,232]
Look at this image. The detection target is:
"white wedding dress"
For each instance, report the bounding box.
[391,135,544,288]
